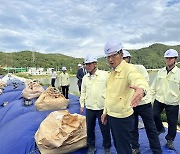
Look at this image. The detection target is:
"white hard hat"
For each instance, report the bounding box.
[164,49,178,58]
[104,40,123,56]
[78,64,82,67]
[123,50,131,58]
[62,66,67,71]
[84,55,97,64]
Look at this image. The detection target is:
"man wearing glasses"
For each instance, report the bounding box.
[101,40,149,154]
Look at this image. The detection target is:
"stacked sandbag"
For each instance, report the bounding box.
[35,110,87,154]
[0,80,7,94]
[24,79,34,87]
[22,80,44,100]
[0,80,7,88]
[35,87,69,111]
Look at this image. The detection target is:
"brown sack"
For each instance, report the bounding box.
[0,81,6,89]
[35,87,69,111]
[35,110,87,154]
[22,81,44,100]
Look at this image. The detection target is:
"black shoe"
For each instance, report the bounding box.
[104,148,111,154]
[132,148,140,154]
[87,147,96,154]
[166,140,175,150]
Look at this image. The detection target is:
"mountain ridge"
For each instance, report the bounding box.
[0,43,180,73]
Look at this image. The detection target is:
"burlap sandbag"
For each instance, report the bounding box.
[22,81,44,100]
[35,110,87,154]
[0,81,5,95]
[0,81,6,89]
[35,87,69,111]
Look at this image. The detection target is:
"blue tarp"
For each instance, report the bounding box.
[0,99,36,127]
[0,82,180,154]
[0,80,24,106]
[0,111,50,154]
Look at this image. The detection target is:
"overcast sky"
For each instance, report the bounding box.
[0,0,180,58]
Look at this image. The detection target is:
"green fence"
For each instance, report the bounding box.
[5,67,27,73]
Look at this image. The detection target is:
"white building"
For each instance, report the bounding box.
[27,67,45,75]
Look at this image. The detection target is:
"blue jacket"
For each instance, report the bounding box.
[76,67,86,86]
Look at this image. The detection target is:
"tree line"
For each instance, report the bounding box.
[0,43,180,74]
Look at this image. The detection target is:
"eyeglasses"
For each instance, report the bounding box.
[165,57,176,60]
[85,62,95,66]
[105,51,120,60]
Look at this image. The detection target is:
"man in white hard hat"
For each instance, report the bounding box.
[122,50,132,63]
[80,55,111,154]
[123,50,162,154]
[150,49,180,150]
[76,62,87,94]
[123,50,149,81]
[60,66,70,99]
[78,63,82,67]
[101,40,149,154]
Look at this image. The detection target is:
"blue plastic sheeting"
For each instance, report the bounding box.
[0,99,36,127]
[71,122,180,154]
[6,78,25,86]
[0,84,24,105]
[0,111,51,154]
[2,83,24,93]
[0,82,180,154]
[67,95,81,114]
[137,128,179,154]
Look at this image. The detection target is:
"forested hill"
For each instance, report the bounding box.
[0,43,180,73]
[128,43,180,69]
[0,51,83,74]
[99,43,180,69]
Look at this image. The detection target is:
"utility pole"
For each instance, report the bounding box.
[32,51,35,63]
